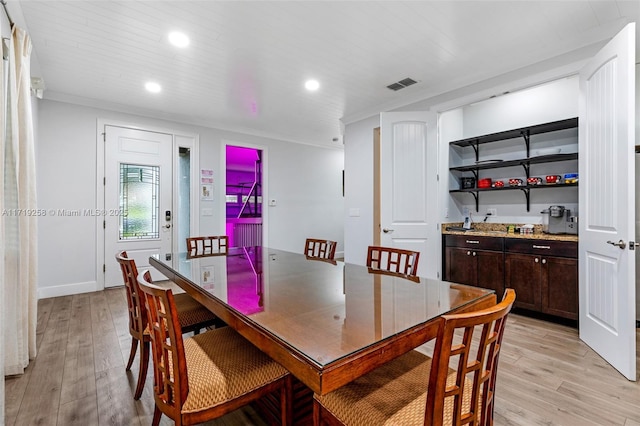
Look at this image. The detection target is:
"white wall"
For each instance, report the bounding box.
[36,99,344,298]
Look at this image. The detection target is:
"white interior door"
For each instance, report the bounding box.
[579,23,636,380]
[104,125,173,287]
[380,111,438,278]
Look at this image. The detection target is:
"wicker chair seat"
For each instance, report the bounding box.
[314,350,477,425]
[173,293,218,331]
[181,326,290,414]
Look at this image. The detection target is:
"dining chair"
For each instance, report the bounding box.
[305,238,337,260]
[366,245,420,276]
[186,235,229,256]
[115,251,220,400]
[313,289,516,426]
[137,270,293,426]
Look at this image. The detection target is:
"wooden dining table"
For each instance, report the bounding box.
[150,246,495,421]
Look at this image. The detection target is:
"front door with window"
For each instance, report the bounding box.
[104,125,173,287]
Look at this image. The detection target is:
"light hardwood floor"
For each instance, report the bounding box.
[5,287,640,425]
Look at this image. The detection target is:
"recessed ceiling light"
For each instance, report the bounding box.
[145,82,162,93]
[168,31,189,48]
[305,79,320,91]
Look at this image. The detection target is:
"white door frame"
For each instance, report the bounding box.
[220,139,269,248]
[96,119,199,290]
[174,134,200,253]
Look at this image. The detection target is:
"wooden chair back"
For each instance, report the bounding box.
[137,270,188,420]
[186,235,228,257]
[115,251,147,340]
[425,288,516,425]
[366,245,420,276]
[304,238,337,260]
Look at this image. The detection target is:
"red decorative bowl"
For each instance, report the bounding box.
[527,177,542,185]
[478,178,492,188]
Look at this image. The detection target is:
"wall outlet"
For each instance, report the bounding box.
[487,208,497,216]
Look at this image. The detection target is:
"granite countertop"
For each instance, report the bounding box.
[441,222,578,242]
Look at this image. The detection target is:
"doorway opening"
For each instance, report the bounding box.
[226,145,263,247]
[177,147,192,253]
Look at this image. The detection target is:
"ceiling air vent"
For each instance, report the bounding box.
[386,77,418,91]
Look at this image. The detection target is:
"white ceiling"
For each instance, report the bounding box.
[8,1,640,148]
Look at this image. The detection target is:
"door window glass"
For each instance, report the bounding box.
[120,163,160,240]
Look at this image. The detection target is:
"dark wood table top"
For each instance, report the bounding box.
[150,246,496,395]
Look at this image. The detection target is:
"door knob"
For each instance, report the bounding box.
[382,228,394,233]
[606,239,626,249]
[164,224,172,229]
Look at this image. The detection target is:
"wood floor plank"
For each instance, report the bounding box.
[4,362,32,422]
[12,297,71,426]
[57,394,99,426]
[96,366,142,426]
[60,293,96,405]
[16,346,64,425]
[556,379,640,424]
[104,286,138,363]
[493,393,603,426]
[36,297,55,350]
[90,291,125,373]
[498,371,627,425]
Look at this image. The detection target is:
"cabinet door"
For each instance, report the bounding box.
[477,250,504,297]
[505,253,541,311]
[541,256,578,320]
[445,247,476,285]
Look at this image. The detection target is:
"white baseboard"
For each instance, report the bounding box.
[37,280,101,299]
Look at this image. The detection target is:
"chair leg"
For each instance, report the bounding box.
[313,398,321,426]
[133,340,150,400]
[279,376,293,426]
[125,337,138,371]
[152,405,162,426]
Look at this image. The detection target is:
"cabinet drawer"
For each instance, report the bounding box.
[505,238,577,258]
[445,235,503,251]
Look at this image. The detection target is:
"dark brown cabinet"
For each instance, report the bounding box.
[444,235,504,296]
[504,238,578,320]
[443,234,578,321]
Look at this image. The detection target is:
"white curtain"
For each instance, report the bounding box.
[2,24,37,384]
[0,29,6,426]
